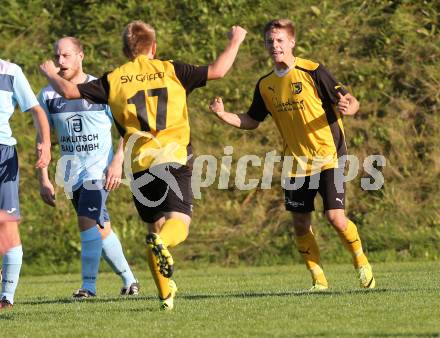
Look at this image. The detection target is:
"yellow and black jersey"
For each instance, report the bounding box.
[247,57,348,177]
[78,56,208,173]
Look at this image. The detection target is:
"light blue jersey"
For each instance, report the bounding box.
[0,59,39,146]
[38,75,114,191]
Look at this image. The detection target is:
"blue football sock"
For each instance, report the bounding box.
[80,227,102,294]
[1,245,23,304]
[102,231,136,287]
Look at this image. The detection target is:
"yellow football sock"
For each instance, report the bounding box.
[310,265,328,287]
[159,218,188,248]
[338,220,369,268]
[296,230,328,287]
[146,248,170,299]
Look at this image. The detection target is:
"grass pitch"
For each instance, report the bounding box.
[1,262,439,337]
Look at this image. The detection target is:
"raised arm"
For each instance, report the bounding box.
[207,26,247,80]
[209,97,259,130]
[40,60,81,99]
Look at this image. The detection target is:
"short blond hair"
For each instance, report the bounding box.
[55,36,84,53]
[122,20,156,60]
[263,19,296,39]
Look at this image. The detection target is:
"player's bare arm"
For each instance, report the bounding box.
[30,105,51,168]
[40,60,81,99]
[207,26,247,80]
[209,96,259,130]
[337,92,359,116]
[38,166,56,207]
[104,137,124,191]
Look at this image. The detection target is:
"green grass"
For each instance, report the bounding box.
[1,262,439,337]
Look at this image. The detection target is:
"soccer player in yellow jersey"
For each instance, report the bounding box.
[40,20,247,309]
[210,19,375,291]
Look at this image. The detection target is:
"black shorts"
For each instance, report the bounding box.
[283,168,345,213]
[131,163,192,223]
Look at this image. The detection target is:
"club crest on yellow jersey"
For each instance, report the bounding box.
[291,81,302,94]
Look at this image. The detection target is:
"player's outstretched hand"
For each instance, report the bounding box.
[40,60,60,77]
[35,141,51,169]
[228,26,247,45]
[209,97,225,115]
[39,179,56,207]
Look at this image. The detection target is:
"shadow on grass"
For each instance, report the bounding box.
[178,286,438,300]
[22,279,79,285]
[15,286,437,306]
[18,295,157,306]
